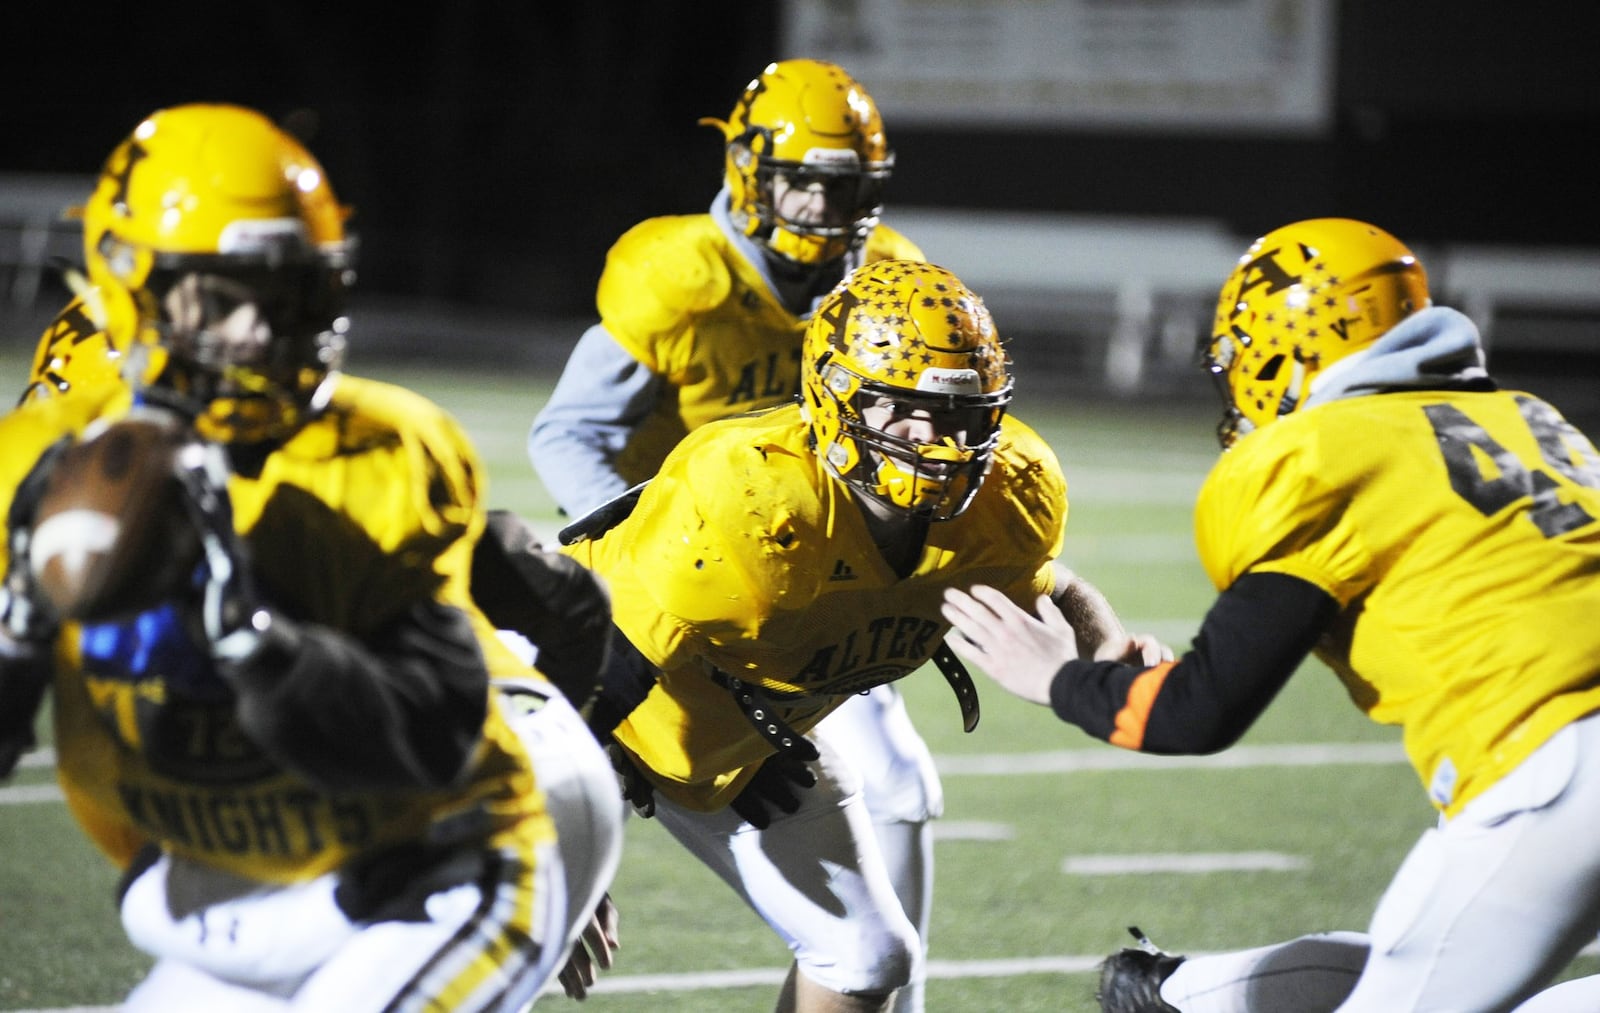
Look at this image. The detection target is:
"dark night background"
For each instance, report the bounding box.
[1,2,1595,321]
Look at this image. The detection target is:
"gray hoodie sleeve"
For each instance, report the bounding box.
[528,323,663,517]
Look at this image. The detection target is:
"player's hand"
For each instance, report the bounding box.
[729,749,818,829]
[0,437,71,643]
[1094,632,1175,666]
[557,892,620,1001]
[605,741,657,819]
[173,440,265,661]
[941,586,1078,706]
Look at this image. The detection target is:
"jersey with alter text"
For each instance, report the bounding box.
[596,215,922,485]
[1196,388,1600,815]
[565,405,1066,811]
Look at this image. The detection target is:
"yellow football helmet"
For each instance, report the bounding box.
[704,58,893,266]
[20,296,126,405]
[1205,217,1431,447]
[81,102,354,444]
[803,260,1012,520]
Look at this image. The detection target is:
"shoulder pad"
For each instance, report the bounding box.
[310,375,485,537]
[985,416,1068,555]
[863,223,926,264]
[617,411,825,633]
[598,216,733,361]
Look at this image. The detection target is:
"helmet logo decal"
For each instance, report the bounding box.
[1225,246,1301,322]
[915,367,981,394]
[802,148,861,168]
[217,218,313,260]
[105,140,148,218]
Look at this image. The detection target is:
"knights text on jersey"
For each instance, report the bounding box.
[0,377,555,881]
[594,215,923,486]
[565,406,1066,811]
[1196,388,1600,815]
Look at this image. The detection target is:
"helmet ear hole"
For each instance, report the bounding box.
[1255,354,1286,382]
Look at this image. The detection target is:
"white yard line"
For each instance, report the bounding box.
[578,954,1109,994]
[1063,851,1310,875]
[934,820,1016,841]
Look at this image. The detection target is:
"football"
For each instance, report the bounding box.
[28,411,203,624]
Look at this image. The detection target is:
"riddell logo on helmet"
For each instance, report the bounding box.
[802,148,861,168]
[915,368,980,394]
[218,219,312,258]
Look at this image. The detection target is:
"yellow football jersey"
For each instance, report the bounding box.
[565,405,1067,811]
[0,377,554,882]
[1197,388,1600,816]
[594,214,923,485]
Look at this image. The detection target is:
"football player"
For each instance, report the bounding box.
[526,58,950,1011]
[940,219,1600,1012]
[563,259,1164,1012]
[0,103,623,1010]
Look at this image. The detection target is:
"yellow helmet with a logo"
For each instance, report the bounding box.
[81,102,354,443]
[802,260,1011,520]
[704,59,892,267]
[1205,217,1431,446]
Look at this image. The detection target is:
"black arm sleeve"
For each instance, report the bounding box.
[585,623,662,741]
[221,599,490,793]
[470,508,611,708]
[1049,571,1340,754]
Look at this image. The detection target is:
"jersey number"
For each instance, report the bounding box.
[1424,396,1600,537]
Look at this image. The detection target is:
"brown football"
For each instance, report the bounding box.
[28,411,203,623]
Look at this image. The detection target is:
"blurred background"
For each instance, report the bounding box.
[2,0,1596,416]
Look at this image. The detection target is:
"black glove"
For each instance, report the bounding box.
[0,437,71,643]
[172,440,268,662]
[729,748,819,830]
[605,740,658,819]
[0,438,71,778]
[0,648,51,778]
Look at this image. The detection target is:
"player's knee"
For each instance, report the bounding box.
[798,910,920,995]
[858,755,943,823]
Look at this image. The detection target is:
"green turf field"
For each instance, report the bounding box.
[1,345,1595,1011]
